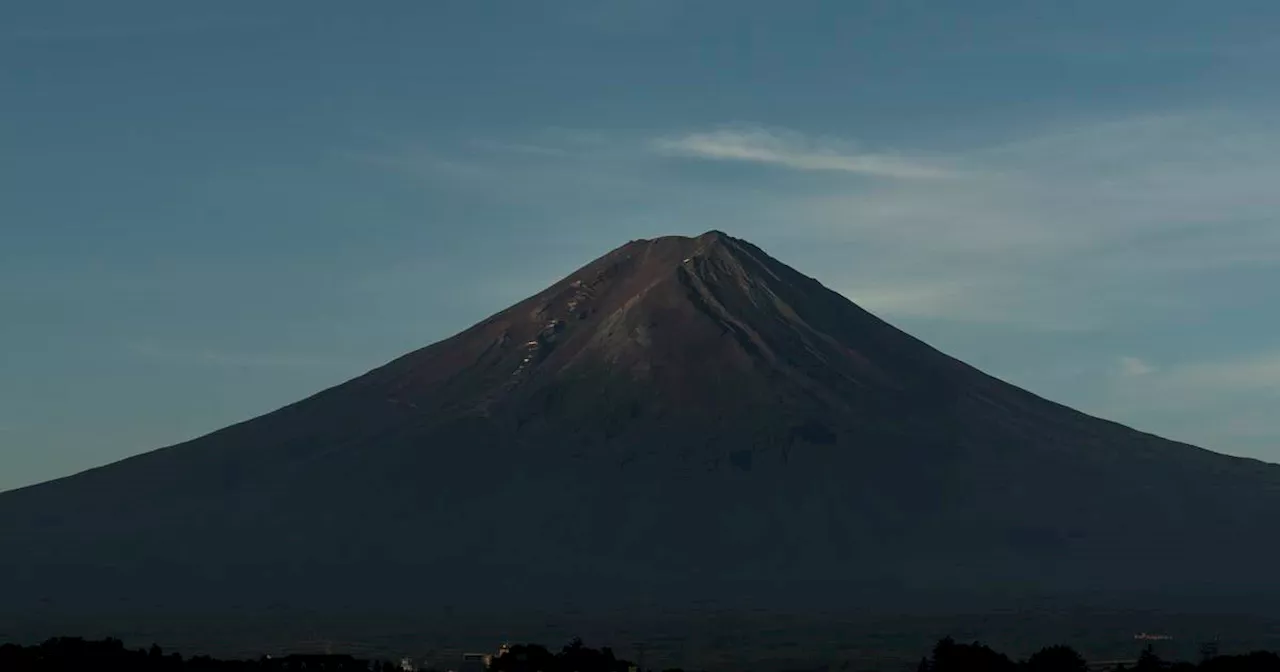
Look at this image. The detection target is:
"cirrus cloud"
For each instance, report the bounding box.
[652,125,958,179]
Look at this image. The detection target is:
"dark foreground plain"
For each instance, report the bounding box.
[4,232,1280,668]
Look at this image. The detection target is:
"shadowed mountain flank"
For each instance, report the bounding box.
[3,231,1279,635]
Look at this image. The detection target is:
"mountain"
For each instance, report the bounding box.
[3,231,1280,659]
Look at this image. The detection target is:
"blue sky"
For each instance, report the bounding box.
[3,0,1280,492]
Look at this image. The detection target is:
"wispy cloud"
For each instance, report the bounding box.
[127,342,353,372]
[653,125,957,179]
[841,283,969,318]
[340,128,609,186]
[1117,356,1156,378]
[838,280,1096,332]
[1161,351,1280,394]
[1103,350,1280,413]
[1079,349,1280,455]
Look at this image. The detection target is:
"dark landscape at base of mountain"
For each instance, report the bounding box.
[9,634,1280,672]
[3,231,1280,668]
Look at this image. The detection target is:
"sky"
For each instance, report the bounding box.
[3,0,1280,492]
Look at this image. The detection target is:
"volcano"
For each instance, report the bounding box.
[3,231,1280,658]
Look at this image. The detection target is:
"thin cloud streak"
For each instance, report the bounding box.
[1118,356,1156,378]
[1164,351,1280,393]
[842,283,970,318]
[653,126,957,179]
[1105,349,1280,414]
[840,280,1105,333]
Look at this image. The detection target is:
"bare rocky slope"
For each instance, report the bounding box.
[3,231,1279,658]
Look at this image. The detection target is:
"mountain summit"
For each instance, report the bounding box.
[3,231,1280,646]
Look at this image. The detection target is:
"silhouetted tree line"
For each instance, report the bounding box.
[0,637,415,672]
[8,635,1280,672]
[488,638,636,672]
[918,636,1280,672]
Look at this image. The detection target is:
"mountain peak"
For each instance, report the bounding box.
[632,229,732,243]
[622,229,737,256]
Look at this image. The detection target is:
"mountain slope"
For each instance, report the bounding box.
[3,230,1279,621]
